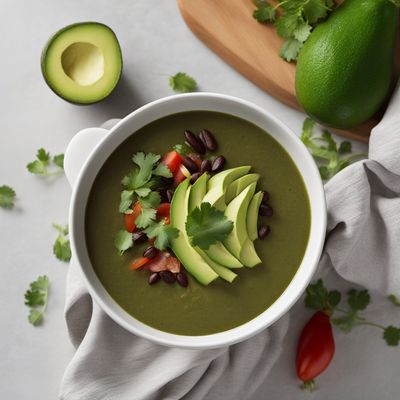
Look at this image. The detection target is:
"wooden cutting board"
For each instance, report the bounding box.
[177,0,400,142]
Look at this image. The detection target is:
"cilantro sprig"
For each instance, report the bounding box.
[305,280,400,346]
[0,185,16,209]
[388,294,400,307]
[252,0,335,62]
[301,118,366,180]
[53,224,71,262]
[27,148,64,176]
[169,72,198,93]
[186,202,234,250]
[114,230,134,255]
[24,276,50,326]
[145,221,179,251]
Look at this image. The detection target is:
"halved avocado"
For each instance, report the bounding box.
[41,22,122,104]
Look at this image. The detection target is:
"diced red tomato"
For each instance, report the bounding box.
[124,202,142,232]
[143,252,181,273]
[161,151,183,174]
[157,203,171,224]
[131,256,151,270]
[187,153,202,169]
[174,164,191,186]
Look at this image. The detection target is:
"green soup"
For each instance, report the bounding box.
[85,111,311,335]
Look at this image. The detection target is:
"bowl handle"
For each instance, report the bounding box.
[64,127,109,188]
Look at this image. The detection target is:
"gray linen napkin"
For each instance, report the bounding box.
[59,85,400,400]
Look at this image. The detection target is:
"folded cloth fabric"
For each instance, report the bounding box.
[59,84,400,400]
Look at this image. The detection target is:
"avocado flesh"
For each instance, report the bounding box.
[247,191,263,241]
[41,22,122,104]
[197,249,237,283]
[189,171,243,269]
[225,174,260,204]
[170,179,218,285]
[203,166,251,210]
[240,239,262,268]
[295,0,398,129]
[223,183,257,260]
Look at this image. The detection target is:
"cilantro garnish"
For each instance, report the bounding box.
[169,72,198,93]
[305,280,400,346]
[186,202,234,250]
[301,118,366,180]
[145,221,179,251]
[27,148,64,176]
[0,185,16,209]
[24,275,50,326]
[388,294,400,307]
[114,230,133,255]
[173,143,191,156]
[53,224,71,262]
[252,0,335,62]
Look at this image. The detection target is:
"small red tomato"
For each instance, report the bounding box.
[161,151,183,174]
[157,203,171,224]
[124,202,142,232]
[296,311,335,390]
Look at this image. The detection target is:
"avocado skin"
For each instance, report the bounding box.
[295,0,398,129]
[41,22,123,105]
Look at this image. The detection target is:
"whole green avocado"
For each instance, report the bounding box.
[295,0,399,129]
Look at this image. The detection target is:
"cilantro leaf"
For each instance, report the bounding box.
[114,230,133,255]
[153,163,172,178]
[0,185,16,209]
[332,312,358,333]
[169,72,198,93]
[24,276,49,326]
[388,294,400,307]
[145,221,179,251]
[27,148,64,176]
[303,0,330,24]
[173,143,191,156]
[293,21,312,42]
[135,208,157,229]
[132,152,161,187]
[383,326,400,346]
[304,279,341,312]
[347,289,370,311]
[275,13,302,38]
[135,187,152,197]
[186,202,234,250]
[300,118,366,180]
[252,0,276,23]
[53,223,71,262]
[280,38,303,62]
[138,191,161,209]
[119,190,134,213]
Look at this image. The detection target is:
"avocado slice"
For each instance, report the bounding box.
[197,249,237,283]
[225,173,260,204]
[41,22,122,104]
[203,166,251,210]
[170,179,218,285]
[189,171,243,269]
[247,191,263,241]
[223,183,257,260]
[240,239,262,267]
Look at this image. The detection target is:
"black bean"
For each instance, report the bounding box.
[200,159,211,173]
[258,225,270,239]
[182,156,199,173]
[199,129,218,152]
[132,231,148,244]
[155,187,168,203]
[176,272,189,287]
[184,130,206,154]
[261,191,270,204]
[148,272,160,285]
[160,270,176,284]
[143,246,157,259]
[259,204,273,217]
[190,172,202,184]
[166,189,174,203]
[211,155,226,172]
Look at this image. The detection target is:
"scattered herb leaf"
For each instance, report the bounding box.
[24,276,49,326]
[388,294,400,307]
[114,230,133,255]
[186,202,234,250]
[145,221,179,251]
[119,190,134,214]
[27,148,64,176]
[169,72,198,93]
[0,185,16,209]
[173,143,191,156]
[252,0,276,22]
[300,118,366,180]
[53,224,71,262]
[383,326,400,346]
[135,208,157,229]
[304,279,341,312]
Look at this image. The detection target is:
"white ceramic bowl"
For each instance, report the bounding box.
[66,93,326,349]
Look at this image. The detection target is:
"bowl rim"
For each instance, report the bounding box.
[69,92,327,349]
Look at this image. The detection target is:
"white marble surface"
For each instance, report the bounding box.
[0,1,398,399]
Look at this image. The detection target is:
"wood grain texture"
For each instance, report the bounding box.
[178,0,400,143]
